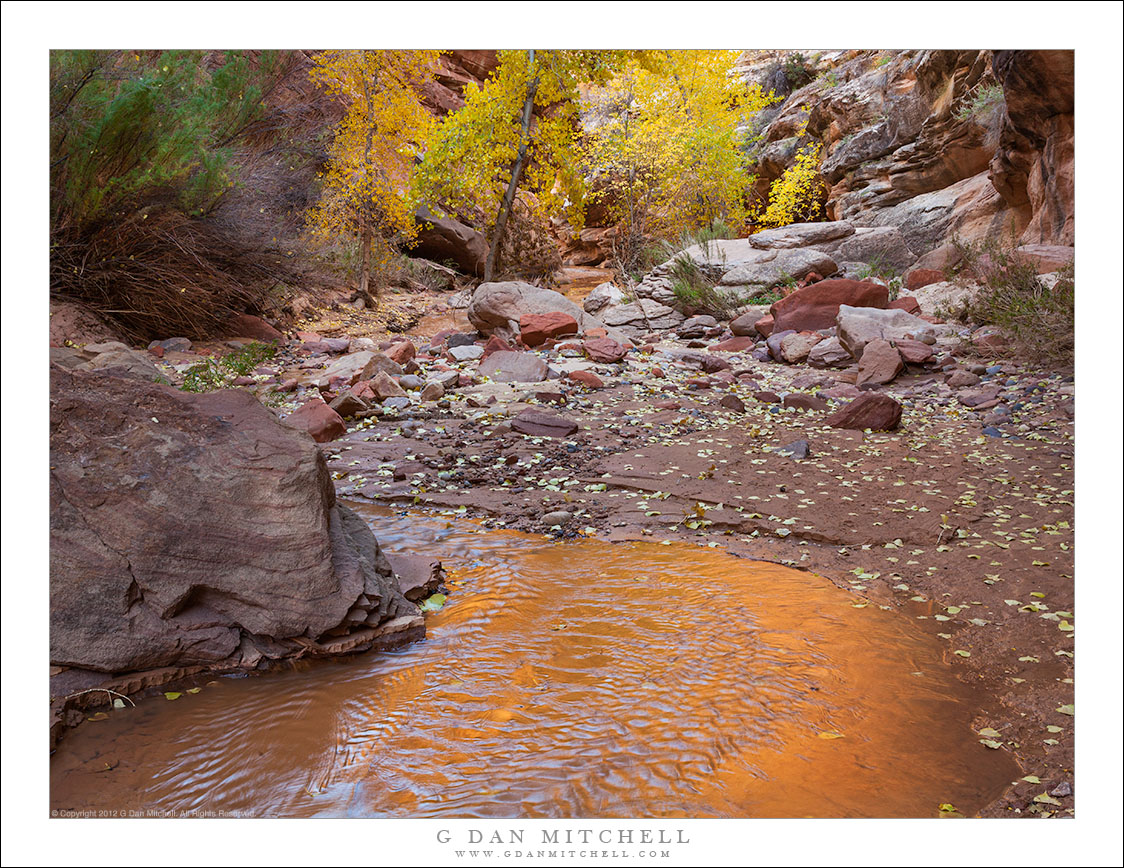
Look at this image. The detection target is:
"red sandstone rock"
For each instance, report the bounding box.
[856,339,904,387]
[782,393,830,412]
[385,340,416,365]
[769,279,889,332]
[754,314,775,337]
[718,394,746,413]
[511,410,579,438]
[709,336,756,352]
[480,334,515,361]
[287,399,347,443]
[583,336,627,363]
[224,313,284,343]
[896,339,935,364]
[826,393,903,431]
[889,296,923,315]
[904,269,945,291]
[568,370,604,389]
[519,312,579,347]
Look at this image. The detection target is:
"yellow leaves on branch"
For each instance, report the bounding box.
[582,50,778,241]
[416,50,622,235]
[307,50,440,247]
[759,141,827,228]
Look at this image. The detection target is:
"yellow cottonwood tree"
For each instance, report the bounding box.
[416,49,625,283]
[582,50,778,266]
[307,50,440,301]
[759,141,827,228]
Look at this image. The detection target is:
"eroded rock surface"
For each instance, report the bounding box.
[50,367,421,680]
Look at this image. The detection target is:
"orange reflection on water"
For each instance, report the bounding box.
[49,507,1017,818]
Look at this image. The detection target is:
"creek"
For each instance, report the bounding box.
[49,505,1017,818]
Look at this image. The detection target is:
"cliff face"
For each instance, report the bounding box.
[740,49,1074,257]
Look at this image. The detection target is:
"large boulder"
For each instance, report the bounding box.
[746,221,856,249]
[412,205,488,276]
[49,367,421,677]
[718,248,838,294]
[478,350,549,383]
[599,298,686,337]
[769,279,889,332]
[826,393,903,431]
[467,281,630,344]
[832,226,918,272]
[836,304,937,357]
[582,281,627,314]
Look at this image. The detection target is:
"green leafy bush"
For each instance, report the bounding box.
[50,50,298,341]
[951,238,1074,364]
[954,82,1005,123]
[855,255,903,300]
[181,342,277,392]
[669,253,743,319]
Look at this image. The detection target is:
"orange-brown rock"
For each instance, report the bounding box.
[826,392,903,431]
[519,312,579,347]
[49,366,417,675]
[286,399,347,443]
[770,279,888,333]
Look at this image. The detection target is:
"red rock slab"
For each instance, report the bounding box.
[904,269,945,291]
[770,279,888,332]
[782,393,829,412]
[583,336,627,363]
[889,296,923,315]
[826,393,903,431]
[896,339,935,364]
[519,312,579,347]
[709,336,756,352]
[287,400,347,443]
[568,370,605,389]
[511,410,579,438]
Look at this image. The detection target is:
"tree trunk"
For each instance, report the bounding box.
[483,50,540,285]
[358,225,371,304]
[358,64,378,308]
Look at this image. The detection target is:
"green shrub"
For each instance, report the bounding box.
[954,82,1005,123]
[951,238,1074,364]
[782,53,815,90]
[50,51,299,340]
[181,342,277,392]
[855,255,903,300]
[669,254,743,319]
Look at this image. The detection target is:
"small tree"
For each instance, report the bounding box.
[758,141,827,228]
[581,50,778,271]
[307,50,440,303]
[417,49,623,284]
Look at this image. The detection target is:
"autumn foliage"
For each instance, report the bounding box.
[582,50,778,267]
[306,50,441,301]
